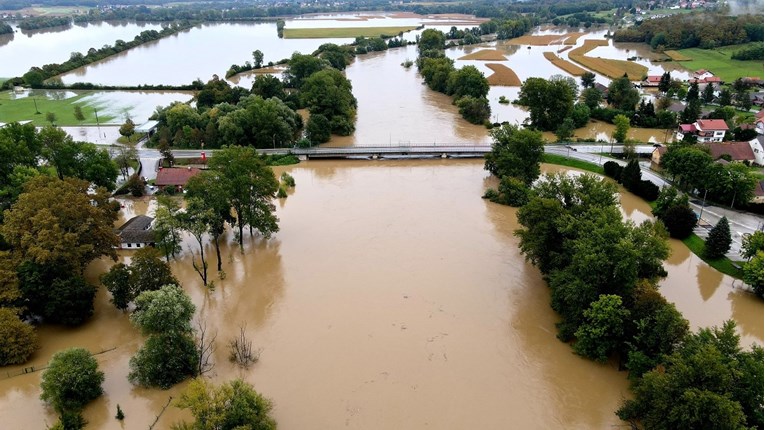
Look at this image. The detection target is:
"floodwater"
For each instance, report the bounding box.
[0,160,760,429]
[0,21,164,78]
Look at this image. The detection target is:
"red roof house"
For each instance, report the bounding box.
[703,142,756,162]
[155,167,202,191]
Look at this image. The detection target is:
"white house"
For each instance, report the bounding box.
[116,215,155,249]
[676,119,728,143]
[750,135,764,166]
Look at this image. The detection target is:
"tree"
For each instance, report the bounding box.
[660,204,697,239]
[704,216,732,259]
[37,126,118,189]
[0,308,38,365]
[573,294,630,363]
[660,146,712,191]
[252,49,264,68]
[154,196,183,261]
[119,118,136,142]
[208,147,279,247]
[686,81,699,102]
[300,68,356,136]
[40,348,104,414]
[680,99,702,124]
[618,321,763,429]
[455,96,490,125]
[517,77,574,131]
[570,103,590,128]
[418,28,446,53]
[250,75,285,101]
[607,75,640,111]
[702,83,715,103]
[620,159,641,190]
[114,145,138,180]
[581,87,603,110]
[580,71,596,88]
[612,114,630,143]
[185,171,234,273]
[179,197,214,287]
[1,176,118,270]
[306,114,331,144]
[743,251,763,297]
[555,118,575,142]
[175,378,277,430]
[283,52,327,88]
[129,286,198,389]
[73,105,85,123]
[101,247,178,310]
[484,124,545,186]
[735,89,753,111]
[418,57,455,93]
[446,65,488,99]
[718,88,733,107]
[741,230,764,261]
[45,112,57,125]
[658,71,671,93]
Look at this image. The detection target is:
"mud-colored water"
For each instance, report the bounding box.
[0,160,760,429]
[0,21,164,78]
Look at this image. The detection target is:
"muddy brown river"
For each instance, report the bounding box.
[0,160,760,429]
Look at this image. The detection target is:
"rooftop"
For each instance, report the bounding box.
[696,119,729,131]
[155,167,202,187]
[117,215,155,244]
[703,141,756,161]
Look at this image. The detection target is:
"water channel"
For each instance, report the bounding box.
[0,160,760,429]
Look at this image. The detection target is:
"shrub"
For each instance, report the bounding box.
[276,186,287,198]
[482,188,499,200]
[0,308,38,365]
[280,172,296,187]
[497,176,530,207]
[603,161,623,181]
[40,348,104,414]
[660,205,697,239]
[636,180,660,201]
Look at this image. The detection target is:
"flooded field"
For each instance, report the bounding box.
[0,160,760,429]
[0,21,164,78]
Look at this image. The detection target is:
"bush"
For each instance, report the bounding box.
[40,348,104,414]
[0,308,38,365]
[455,96,491,124]
[660,205,697,239]
[280,172,295,187]
[482,188,499,200]
[276,186,287,198]
[603,161,623,181]
[497,176,530,207]
[635,180,660,201]
[129,333,198,389]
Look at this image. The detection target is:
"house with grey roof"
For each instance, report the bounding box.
[116,215,155,249]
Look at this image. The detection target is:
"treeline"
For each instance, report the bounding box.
[613,12,764,49]
[416,29,491,125]
[0,21,12,34]
[8,22,194,89]
[17,15,71,30]
[150,49,357,150]
[513,172,763,429]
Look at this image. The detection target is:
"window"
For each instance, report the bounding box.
[127,243,132,248]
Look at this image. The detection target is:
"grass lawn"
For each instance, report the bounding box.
[542,153,604,175]
[282,26,417,38]
[0,91,116,126]
[682,233,744,279]
[675,43,764,82]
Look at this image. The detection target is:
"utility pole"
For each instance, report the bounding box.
[33,97,40,114]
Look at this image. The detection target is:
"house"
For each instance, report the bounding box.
[155,167,202,192]
[650,145,667,169]
[642,75,663,87]
[753,181,764,204]
[692,69,714,80]
[742,77,765,87]
[749,92,764,107]
[594,83,609,96]
[667,101,686,113]
[756,110,764,134]
[676,119,728,142]
[116,215,155,249]
[750,135,764,165]
[688,76,722,85]
[702,141,756,163]
[135,120,160,138]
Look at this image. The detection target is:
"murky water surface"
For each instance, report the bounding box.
[0,161,760,430]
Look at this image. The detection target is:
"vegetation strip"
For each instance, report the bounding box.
[505,33,573,45]
[569,39,648,80]
[682,233,744,279]
[457,49,507,61]
[542,52,587,76]
[664,50,691,61]
[541,153,604,174]
[486,63,522,86]
[563,33,584,45]
[282,26,417,38]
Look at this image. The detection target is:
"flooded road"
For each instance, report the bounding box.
[0,160,760,429]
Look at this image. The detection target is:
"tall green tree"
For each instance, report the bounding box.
[283,52,328,88]
[607,75,640,111]
[208,147,279,248]
[446,65,488,99]
[658,71,671,93]
[252,49,264,68]
[685,81,699,102]
[612,114,630,143]
[417,28,446,53]
[0,308,38,365]
[743,250,763,297]
[704,217,732,259]
[517,77,575,131]
[484,124,545,186]
[119,118,136,142]
[185,171,234,273]
[300,68,357,136]
[741,230,764,261]
[179,197,214,287]
[101,247,179,310]
[702,83,715,103]
[573,294,630,363]
[580,71,596,88]
[154,196,183,262]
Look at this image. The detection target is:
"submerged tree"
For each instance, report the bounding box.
[40,348,104,415]
[175,378,276,430]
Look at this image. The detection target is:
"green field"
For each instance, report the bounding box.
[282,26,417,39]
[542,153,605,175]
[675,43,764,82]
[0,91,116,126]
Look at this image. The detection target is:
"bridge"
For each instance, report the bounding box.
[287,145,492,159]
